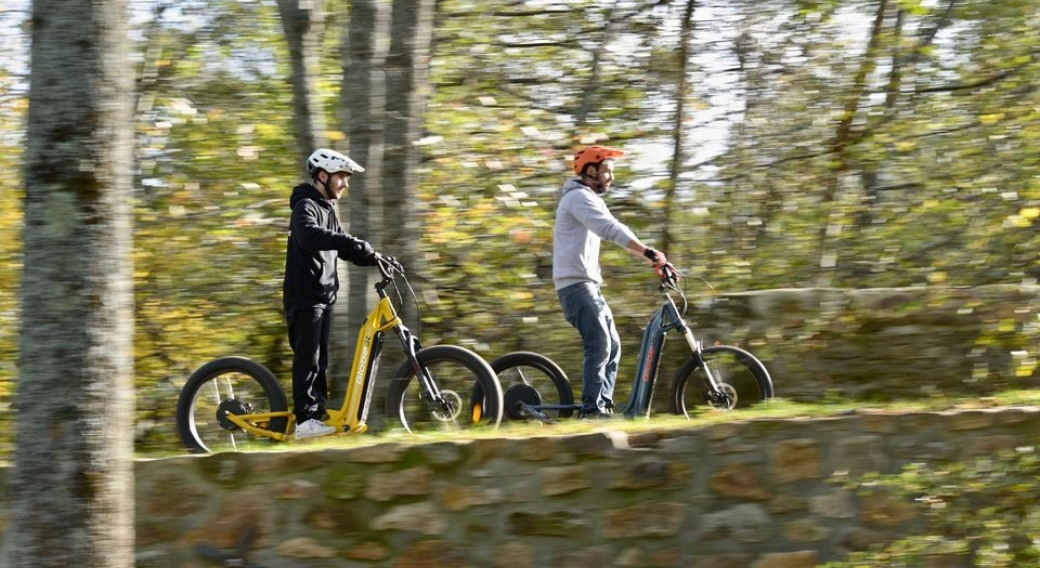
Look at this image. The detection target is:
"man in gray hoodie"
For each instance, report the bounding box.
[553,146,668,419]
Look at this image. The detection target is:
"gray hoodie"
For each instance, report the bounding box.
[552,178,638,291]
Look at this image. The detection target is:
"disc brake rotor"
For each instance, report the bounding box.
[431,390,463,422]
[707,382,738,410]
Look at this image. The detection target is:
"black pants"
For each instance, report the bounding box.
[286,304,333,424]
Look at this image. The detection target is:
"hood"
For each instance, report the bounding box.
[561,178,589,196]
[290,183,331,210]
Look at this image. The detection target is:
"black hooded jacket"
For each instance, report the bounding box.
[282,183,375,312]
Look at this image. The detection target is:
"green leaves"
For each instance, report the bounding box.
[827,448,1040,567]
[0,0,1036,454]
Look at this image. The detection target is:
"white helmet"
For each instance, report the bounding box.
[306,148,365,176]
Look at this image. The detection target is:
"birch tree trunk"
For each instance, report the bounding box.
[2,0,135,566]
[355,0,438,425]
[330,0,390,400]
[277,0,329,165]
[383,0,435,290]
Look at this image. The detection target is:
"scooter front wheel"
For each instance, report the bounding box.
[670,345,773,418]
[385,345,503,434]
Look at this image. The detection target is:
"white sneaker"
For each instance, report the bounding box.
[294,419,336,439]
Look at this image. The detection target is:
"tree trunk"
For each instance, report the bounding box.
[330,0,390,401]
[573,0,622,138]
[362,0,437,427]
[277,0,330,165]
[383,0,435,293]
[816,0,888,286]
[662,0,696,259]
[2,0,135,566]
[850,6,905,281]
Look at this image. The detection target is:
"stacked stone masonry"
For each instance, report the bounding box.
[28,406,1036,567]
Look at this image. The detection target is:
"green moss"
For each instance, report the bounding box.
[194,452,254,489]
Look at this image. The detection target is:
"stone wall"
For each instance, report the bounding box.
[516,284,1040,406]
[707,285,1040,402]
[4,406,1034,567]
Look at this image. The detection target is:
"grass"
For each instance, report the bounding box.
[140,389,1040,458]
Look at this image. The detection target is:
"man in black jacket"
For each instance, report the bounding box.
[283,148,381,439]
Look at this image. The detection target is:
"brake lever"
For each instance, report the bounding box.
[376,253,404,277]
[657,262,683,283]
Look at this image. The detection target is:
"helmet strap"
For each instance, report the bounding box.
[583,163,610,195]
[582,164,599,186]
[314,170,332,199]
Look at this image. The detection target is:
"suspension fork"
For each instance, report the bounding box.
[393,323,444,403]
[373,276,444,405]
[662,293,727,395]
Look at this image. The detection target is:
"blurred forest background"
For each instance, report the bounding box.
[0,0,1036,455]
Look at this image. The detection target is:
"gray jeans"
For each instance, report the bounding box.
[557,282,619,415]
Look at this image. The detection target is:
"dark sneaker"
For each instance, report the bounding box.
[578,410,615,422]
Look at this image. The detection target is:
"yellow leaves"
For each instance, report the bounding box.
[426,213,474,244]
[1013,350,1037,378]
[1015,359,1037,378]
[1007,216,1032,228]
[253,122,281,138]
[895,140,917,152]
[1006,207,1038,228]
[471,200,496,216]
[512,290,534,302]
[927,271,947,284]
[978,113,1005,125]
[917,45,937,59]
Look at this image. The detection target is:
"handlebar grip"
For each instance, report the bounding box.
[656,262,680,282]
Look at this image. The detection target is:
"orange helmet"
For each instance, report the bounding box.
[572,145,625,176]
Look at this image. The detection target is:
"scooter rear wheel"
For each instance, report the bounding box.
[491,351,575,421]
[176,356,289,453]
